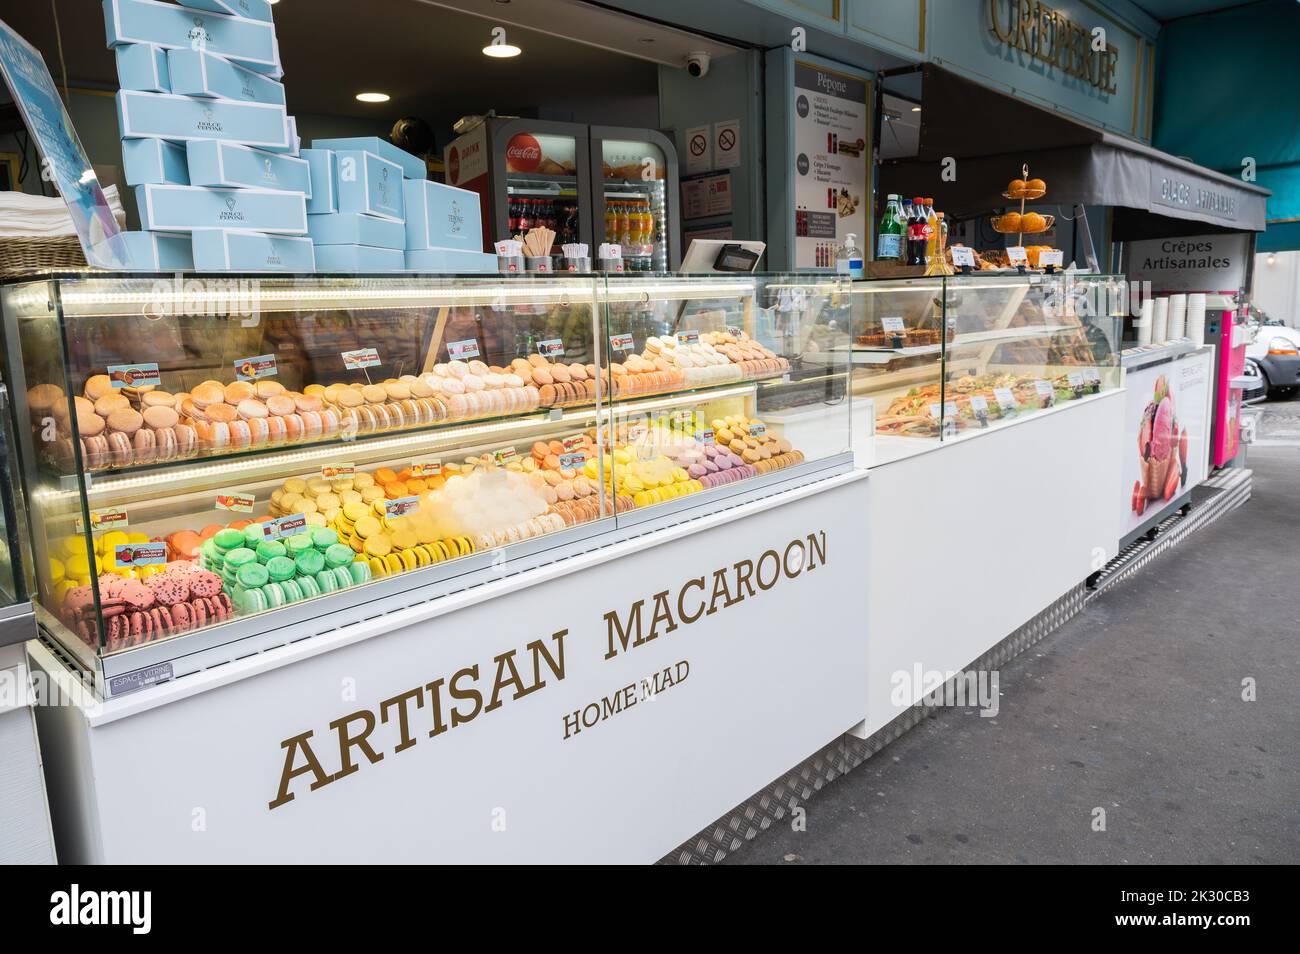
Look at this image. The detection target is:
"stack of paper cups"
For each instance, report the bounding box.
[1168,294,1188,339]
[1137,298,1154,346]
[1153,297,1170,344]
[1187,293,1207,343]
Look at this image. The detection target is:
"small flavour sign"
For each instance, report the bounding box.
[266,514,306,540]
[1006,246,1028,265]
[609,332,635,353]
[447,339,480,360]
[77,507,130,533]
[107,362,160,389]
[341,348,381,370]
[969,395,989,413]
[747,423,767,438]
[410,460,442,478]
[233,354,277,381]
[559,452,586,469]
[695,428,716,446]
[494,446,519,466]
[677,330,700,346]
[384,496,420,519]
[950,246,976,268]
[1038,249,1064,268]
[994,387,1017,411]
[215,491,255,514]
[114,542,166,567]
[537,339,565,358]
[881,316,905,333]
[321,463,355,480]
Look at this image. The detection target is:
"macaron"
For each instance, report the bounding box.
[263,582,285,608]
[213,528,245,553]
[236,562,269,588]
[224,547,256,571]
[266,556,297,583]
[297,575,320,598]
[324,543,355,569]
[295,549,325,576]
[280,578,303,603]
[310,527,339,550]
[255,540,287,563]
[332,566,354,590]
[315,570,338,593]
[237,586,267,613]
[285,533,313,555]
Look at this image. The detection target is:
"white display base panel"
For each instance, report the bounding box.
[0,644,56,863]
[31,474,869,864]
[857,390,1125,738]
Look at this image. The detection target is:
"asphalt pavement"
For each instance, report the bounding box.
[731,394,1300,864]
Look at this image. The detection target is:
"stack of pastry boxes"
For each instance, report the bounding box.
[304,137,495,272]
[105,0,313,271]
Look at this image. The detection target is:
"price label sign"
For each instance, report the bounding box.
[536,339,565,358]
[341,348,381,370]
[881,316,906,333]
[695,428,716,446]
[1038,249,1064,268]
[410,460,443,478]
[559,451,586,469]
[928,402,958,419]
[268,514,307,539]
[107,362,161,389]
[215,491,255,514]
[1067,371,1084,388]
[969,395,989,414]
[950,246,976,268]
[494,446,519,466]
[561,435,586,453]
[676,330,700,346]
[384,496,420,519]
[114,542,166,567]
[994,387,1017,411]
[1034,380,1053,397]
[321,463,355,480]
[447,339,481,360]
[1084,367,1101,384]
[747,422,767,438]
[77,507,130,533]
[233,354,278,381]
[609,332,635,353]
[1006,246,1028,265]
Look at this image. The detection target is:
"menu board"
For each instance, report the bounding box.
[791,60,868,270]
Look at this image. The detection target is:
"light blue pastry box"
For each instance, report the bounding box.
[103,0,279,74]
[166,48,285,105]
[186,0,275,24]
[117,90,288,149]
[122,137,189,186]
[405,248,498,274]
[301,149,335,214]
[264,115,300,156]
[136,184,307,233]
[314,245,405,272]
[192,230,315,271]
[186,140,311,194]
[310,136,425,181]
[404,179,482,251]
[109,231,194,270]
[333,151,404,222]
[114,43,169,92]
[308,212,405,249]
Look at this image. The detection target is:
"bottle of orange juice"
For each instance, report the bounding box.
[604,202,618,243]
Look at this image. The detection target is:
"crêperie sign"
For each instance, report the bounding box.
[989,0,1119,95]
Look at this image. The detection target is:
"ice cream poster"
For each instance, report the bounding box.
[1122,351,1212,535]
[0,17,126,267]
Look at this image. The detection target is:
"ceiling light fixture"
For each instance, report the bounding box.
[356,92,391,103]
[911,106,922,112]
[483,43,522,58]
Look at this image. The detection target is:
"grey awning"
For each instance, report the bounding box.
[879,66,1270,236]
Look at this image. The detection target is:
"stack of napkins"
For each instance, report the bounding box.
[0,186,126,237]
[104,0,311,271]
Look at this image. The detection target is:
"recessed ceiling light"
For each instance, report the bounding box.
[911,106,922,112]
[356,92,391,103]
[638,37,655,43]
[482,43,522,58]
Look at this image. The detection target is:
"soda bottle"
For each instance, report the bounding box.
[619,202,633,247]
[876,194,904,261]
[904,197,921,265]
[924,199,939,264]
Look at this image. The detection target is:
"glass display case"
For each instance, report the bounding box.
[845,273,1124,462]
[0,273,851,692]
[0,368,35,647]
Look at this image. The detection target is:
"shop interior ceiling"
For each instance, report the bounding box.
[1130,0,1259,20]
[3,0,736,134]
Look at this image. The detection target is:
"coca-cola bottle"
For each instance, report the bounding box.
[517,198,532,233]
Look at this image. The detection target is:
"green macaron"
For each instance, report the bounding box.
[324,543,355,569]
[348,562,371,585]
[214,528,245,552]
[315,570,337,593]
[311,527,340,550]
[280,578,303,603]
[224,547,256,570]
[294,549,324,576]
[266,555,297,583]
[263,582,285,608]
[285,533,314,555]
[236,562,269,589]
[297,575,320,598]
[255,539,287,563]
[243,525,265,547]
[332,566,353,590]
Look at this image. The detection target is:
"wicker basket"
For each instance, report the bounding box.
[0,234,96,278]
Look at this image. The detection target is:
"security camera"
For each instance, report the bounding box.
[685,52,711,78]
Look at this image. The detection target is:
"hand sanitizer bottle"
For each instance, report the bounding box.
[835,233,864,278]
